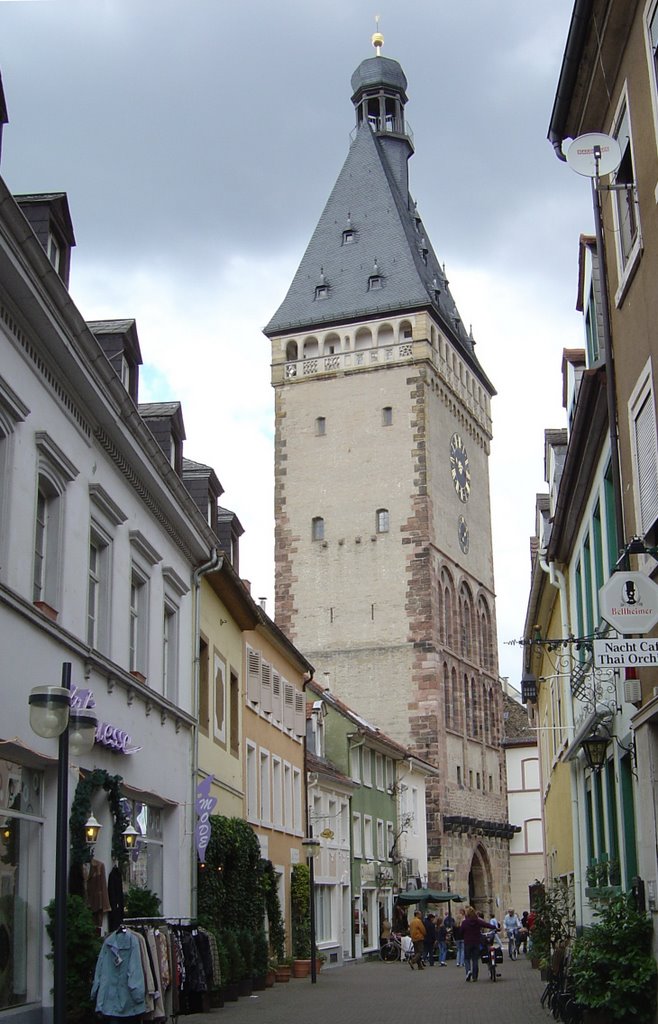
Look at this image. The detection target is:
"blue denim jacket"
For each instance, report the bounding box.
[91,929,147,1017]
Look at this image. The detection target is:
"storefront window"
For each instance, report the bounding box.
[120,799,164,904]
[0,759,43,1010]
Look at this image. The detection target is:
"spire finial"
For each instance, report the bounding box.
[372,15,384,55]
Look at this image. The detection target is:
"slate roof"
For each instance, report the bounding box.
[502,692,536,746]
[264,66,494,394]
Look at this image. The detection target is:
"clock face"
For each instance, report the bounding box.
[458,515,469,555]
[449,432,471,503]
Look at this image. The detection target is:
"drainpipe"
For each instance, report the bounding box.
[537,553,583,924]
[190,548,221,917]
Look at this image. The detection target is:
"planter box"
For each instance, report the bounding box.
[265,971,276,988]
[238,979,253,997]
[292,959,311,978]
[224,983,239,1001]
[274,966,291,983]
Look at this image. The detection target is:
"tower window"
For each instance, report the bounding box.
[376,508,389,534]
[312,517,325,541]
[382,406,393,426]
[315,417,326,436]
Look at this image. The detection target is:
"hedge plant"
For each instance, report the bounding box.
[290,862,311,959]
[45,895,101,1024]
[262,858,286,962]
[197,815,264,933]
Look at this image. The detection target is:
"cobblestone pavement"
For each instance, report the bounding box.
[190,953,550,1024]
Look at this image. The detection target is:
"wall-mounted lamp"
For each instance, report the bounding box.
[1,820,11,843]
[122,824,139,850]
[84,815,102,847]
[582,732,609,772]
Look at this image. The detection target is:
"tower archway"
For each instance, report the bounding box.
[467,844,494,918]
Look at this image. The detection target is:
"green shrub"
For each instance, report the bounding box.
[253,929,269,979]
[571,893,657,1022]
[290,862,311,958]
[222,931,245,985]
[45,895,101,1024]
[262,858,286,962]
[124,884,161,919]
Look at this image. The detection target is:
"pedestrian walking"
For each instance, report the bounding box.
[453,908,465,967]
[460,905,488,982]
[409,910,426,970]
[437,916,449,965]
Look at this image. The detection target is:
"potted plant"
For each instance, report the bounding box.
[570,893,657,1024]
[123,884,161,919]
[290,863,311,976]
[266,958,278,987]
[529,882,573,970]
[253,930,269,990]
[274,955,294,982]
[215,936,229,1005]
[237,930,254,996]
[222,932,244,1001]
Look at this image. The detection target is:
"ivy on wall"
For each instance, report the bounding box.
[69,768,129,868]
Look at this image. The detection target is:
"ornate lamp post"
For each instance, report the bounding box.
[28,663,97,1024]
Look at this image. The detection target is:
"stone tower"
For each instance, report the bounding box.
[265,40,512,903]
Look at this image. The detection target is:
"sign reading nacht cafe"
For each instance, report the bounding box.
[593,637,658,668]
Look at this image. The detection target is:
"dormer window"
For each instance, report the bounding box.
[315,284,329,300]
[47,232,61,273]
[342,229,355,244]
[368,275,383,291]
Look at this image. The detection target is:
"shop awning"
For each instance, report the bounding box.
[395,888,466,905]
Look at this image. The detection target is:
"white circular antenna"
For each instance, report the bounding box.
[566,133,622,177]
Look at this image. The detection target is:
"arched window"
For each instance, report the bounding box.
[443,662,452,730]
[382,406,393,426]
[452,667,460,731]
[303,337,319,358]
[324,333,341,355]
[285,340,298,361]
[312,517,324,541]
[470,677,478,737]
[376,508,389,534]
[377,323,394,347]
[355,326,372,351]
[463,674,470,736]
[315,417,326,436]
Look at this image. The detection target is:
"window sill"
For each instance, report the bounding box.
[34,600,58,622]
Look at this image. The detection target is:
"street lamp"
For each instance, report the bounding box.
[442,859,455,923]
[582,731,610,772]
[302,833,321,984]
[28,663,97,1024]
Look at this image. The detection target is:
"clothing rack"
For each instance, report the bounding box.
[122,917,197,926]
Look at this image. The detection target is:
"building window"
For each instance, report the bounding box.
[368,275,383,291]
[375,753,384,790]
[47,231,61,272]
[259,750,271,824]
[342,229,355,244]
[350,745,360,782]
[230,670,240,756]
[376,508,389,533]
[312,516,325,541]
[32,430,80,612]
[352,812,362,857]
[87,532,110,651]
[162,601,179,701]
[315,284,329,300]
[364,815,373,859]
[120,799,164,901]
[612,99,640,276]
[213,651,227,745]
[246,743,258,821]
[0,761,43,1011]
[382,406,393,426]
[129,569,148,674]
[199,637,210,734]
[315,416,326,436]
[362,748,372,787]
[629,367,658,535]
[387,821,395,860]
[315,885,334,943]
[283,761,293,831]
[272,757,283,828]
[293,767,302,833]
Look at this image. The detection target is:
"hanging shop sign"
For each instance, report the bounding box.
[71,686,142,754]
[593,637,658,668]
[195,775,217,863]
[598,572,658,635]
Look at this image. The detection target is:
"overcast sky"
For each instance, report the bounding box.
[1,0,590,690]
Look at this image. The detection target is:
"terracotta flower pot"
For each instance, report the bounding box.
[265,970,276,987]
[292,959,311,978]
[274,965,291,983]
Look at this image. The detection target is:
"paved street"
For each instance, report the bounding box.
[193,954,550,1024]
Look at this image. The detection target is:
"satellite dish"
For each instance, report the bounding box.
[566,133,622,177]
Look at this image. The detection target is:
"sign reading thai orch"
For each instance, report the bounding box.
[593,637,658,668]
[598,572,658,635]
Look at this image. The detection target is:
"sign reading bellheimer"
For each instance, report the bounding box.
[598,572,658,634]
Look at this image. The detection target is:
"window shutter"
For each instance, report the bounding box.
[272,670,283,723]
[247,647,261,703]
[284,680,294,728]
[261,661,272,713]
[635,393,658,531]
[294,687,306,737]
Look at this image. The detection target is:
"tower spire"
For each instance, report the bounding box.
[372,15,384,56]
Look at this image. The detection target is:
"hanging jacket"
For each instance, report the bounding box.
[91,930,147,1018]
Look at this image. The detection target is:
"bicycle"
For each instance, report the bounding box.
[379,933,402,962]
[507,928,518,961]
